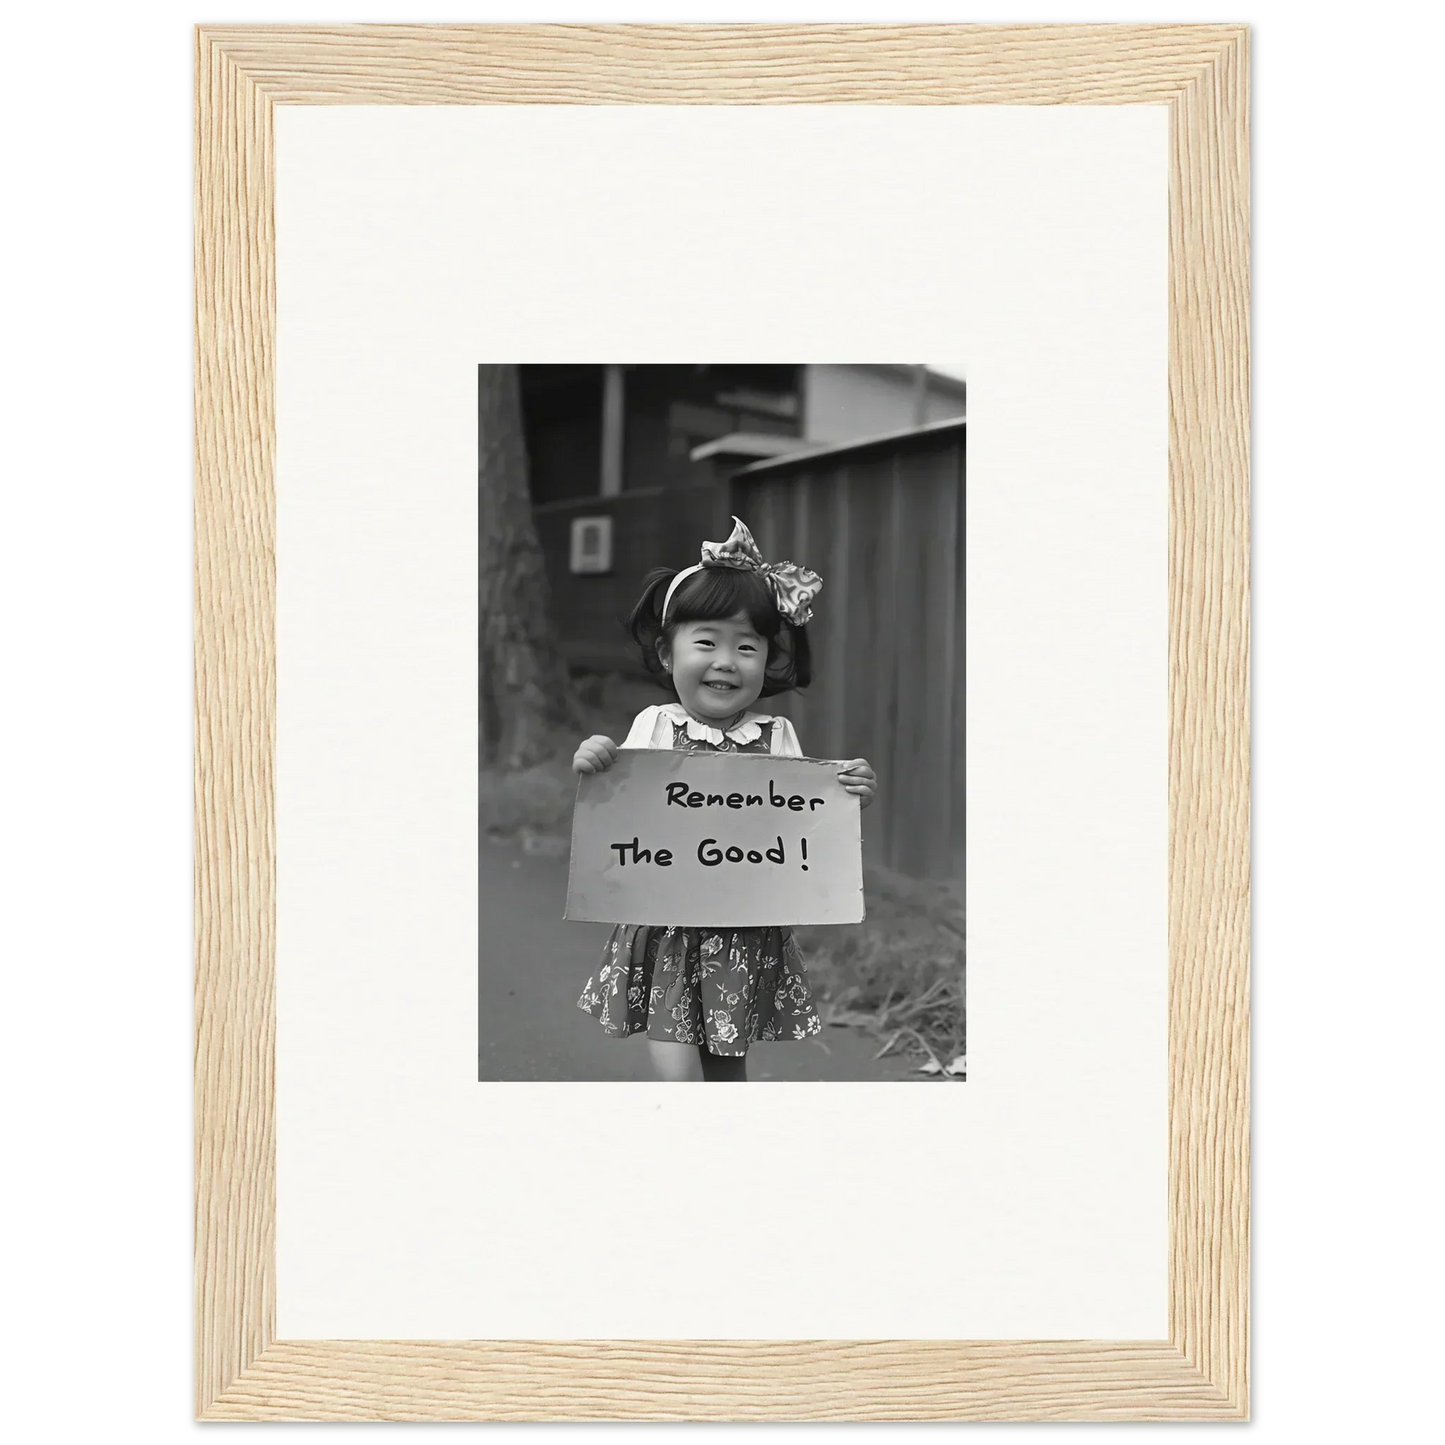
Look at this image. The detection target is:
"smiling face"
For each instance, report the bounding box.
[660,610,768,724]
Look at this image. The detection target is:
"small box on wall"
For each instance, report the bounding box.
[569,515,614,574]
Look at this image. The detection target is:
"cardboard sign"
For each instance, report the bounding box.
[565,750,864,927]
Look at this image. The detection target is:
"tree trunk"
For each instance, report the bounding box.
[478,364,580,771]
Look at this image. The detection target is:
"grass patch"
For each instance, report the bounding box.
[479,671,659,844]
[795,867,966,1078]
[479,753,575,841]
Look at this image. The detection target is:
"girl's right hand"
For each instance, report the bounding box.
[572,735,620,775]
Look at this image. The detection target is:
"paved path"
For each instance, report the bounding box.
[478,841,913,1082]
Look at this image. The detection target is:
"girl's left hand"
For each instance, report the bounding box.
[837,758,877,809]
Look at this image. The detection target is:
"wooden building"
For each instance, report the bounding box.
[524,363,965,679]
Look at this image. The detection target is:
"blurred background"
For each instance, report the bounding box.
[478,363,966,1082]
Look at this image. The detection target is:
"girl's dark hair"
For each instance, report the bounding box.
[628,565,812,699]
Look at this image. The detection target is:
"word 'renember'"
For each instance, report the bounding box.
[664,779,826,814]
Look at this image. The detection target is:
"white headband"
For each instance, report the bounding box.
[660,563,706,626]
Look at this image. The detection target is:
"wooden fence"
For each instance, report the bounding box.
[732,421,965,882]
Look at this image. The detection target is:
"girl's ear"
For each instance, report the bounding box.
[655,636,671,673]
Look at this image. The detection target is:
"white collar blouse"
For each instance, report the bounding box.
[622,702,803,757]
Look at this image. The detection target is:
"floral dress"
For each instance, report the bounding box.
[575,704,823,1057]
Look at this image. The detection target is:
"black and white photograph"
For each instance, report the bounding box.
[478,363,967,1082]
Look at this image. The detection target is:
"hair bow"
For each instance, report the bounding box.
[662,516,822,626]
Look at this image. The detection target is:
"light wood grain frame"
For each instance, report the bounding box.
[195,23,1248,1422]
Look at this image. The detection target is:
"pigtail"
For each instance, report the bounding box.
[628,567,679,694]
[763,620,811,695]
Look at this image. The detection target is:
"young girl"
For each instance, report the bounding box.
[573,517,876,1082]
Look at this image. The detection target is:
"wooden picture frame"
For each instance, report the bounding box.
[195,23,1248,1421]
